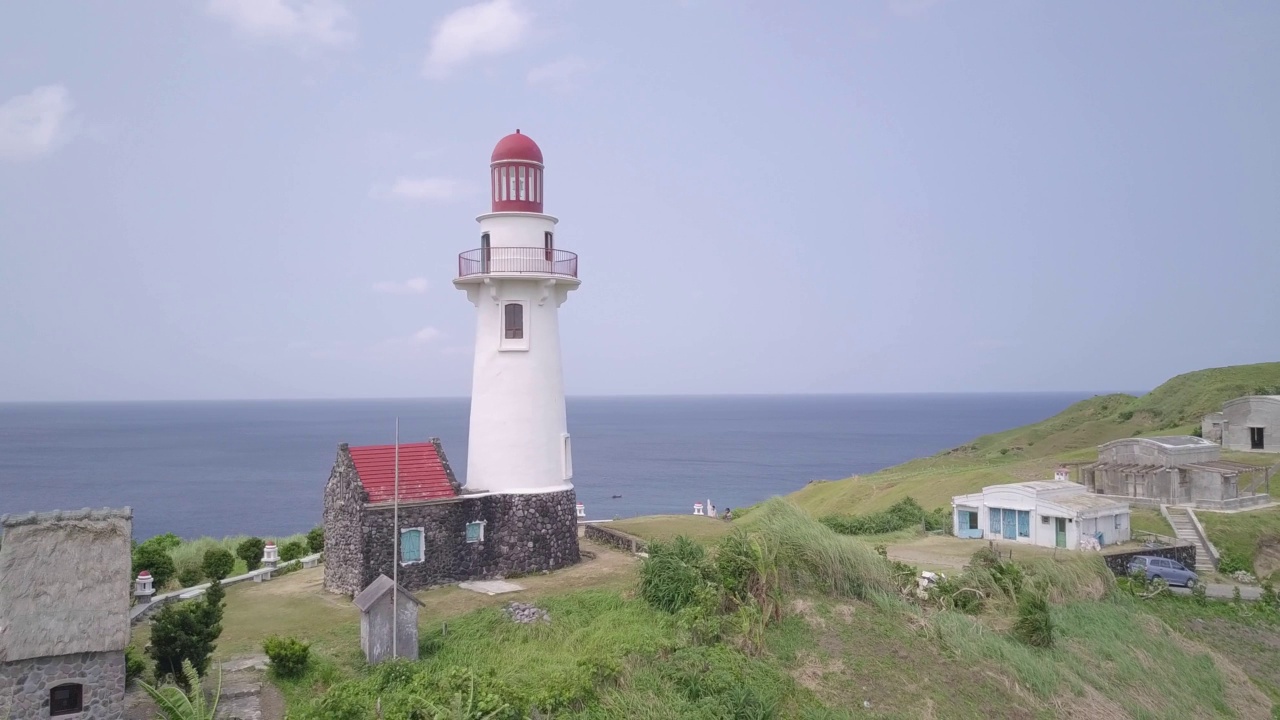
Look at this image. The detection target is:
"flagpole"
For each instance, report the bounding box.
[392,417,399,659]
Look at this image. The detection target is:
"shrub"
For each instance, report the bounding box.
[1191,580,1208,606]
[132,540,178,590]
[149,580,224,682]
[177,565,204,588]
[147,533,182,552]
[280,539,308,563]
[1012,591,1054,648]
[1117,410,1134,422]
[263,635,311,678]
[640,536,711,613]
[125,645,148,686]
[1260,581,1278,611]
[202,548,235,581]
[307,526,325,554]
[819,497,940,536]
[236,537,266,572]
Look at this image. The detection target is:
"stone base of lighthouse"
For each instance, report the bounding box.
[348,489,581,594]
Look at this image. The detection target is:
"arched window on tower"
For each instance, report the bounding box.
[544,231,554,261]
[504,303,524,340]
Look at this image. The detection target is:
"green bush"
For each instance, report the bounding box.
[280,539,309,563]
[1013,591,1054,648]
[1117,410,1134,421]
[125,645,148,686]
[149,580,225,682]
[236,537,266,572]
[202,547,235,581]
[147,533,183,552]
[819,497,943,536]
[640,536,711,613]
[132,539,178,590]
[177,565,204,588]
[307,526,324,554]
[263,635,311,678]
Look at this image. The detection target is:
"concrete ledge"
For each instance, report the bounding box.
[583,524,647,554]
[129,554,323,624]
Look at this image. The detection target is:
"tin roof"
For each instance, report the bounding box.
[349,441,457,504]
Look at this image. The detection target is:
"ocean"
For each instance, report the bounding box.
[0,394,1092,540]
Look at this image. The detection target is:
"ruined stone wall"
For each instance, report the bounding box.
[323,445,367,596]
[0,650,124,720]
[358,488,580,593]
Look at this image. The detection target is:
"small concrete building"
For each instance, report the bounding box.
[0,508,132,719]
[354,574,423,664]
[1202,396,1280,452]
[952,481,1131,549]
[1079,435,1271,510]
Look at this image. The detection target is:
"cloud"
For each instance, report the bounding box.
[423,0,531,78]
[207,0,354,46]
[0,85,76,161]
[370,176,462,202]
[372,277,429,295]
[527,56,588,93]
[371,326,444,355]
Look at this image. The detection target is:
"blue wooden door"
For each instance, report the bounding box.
[1002,509,1017,540]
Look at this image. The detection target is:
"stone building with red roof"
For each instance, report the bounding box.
[322,437,579,595]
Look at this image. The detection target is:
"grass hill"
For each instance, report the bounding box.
[785,362,1280,519]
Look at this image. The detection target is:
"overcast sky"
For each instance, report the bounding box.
[1,1,1276,402]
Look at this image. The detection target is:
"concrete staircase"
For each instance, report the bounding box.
[1165,506,1216,576]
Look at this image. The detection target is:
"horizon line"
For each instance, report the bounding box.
[0,389,1147,405]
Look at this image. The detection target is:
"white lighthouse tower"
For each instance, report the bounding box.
[454,130,579,495]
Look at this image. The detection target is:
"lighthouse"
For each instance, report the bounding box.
[455,130,580,496]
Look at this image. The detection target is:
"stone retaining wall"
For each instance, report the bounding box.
[1102,544,1197,576]
[583,524,647,554]
[0,650,124,719]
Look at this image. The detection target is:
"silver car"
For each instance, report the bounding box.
[1128,555,1199,588]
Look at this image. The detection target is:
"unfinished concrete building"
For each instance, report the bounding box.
[1202,395,1280,452]
[1079,436,1271,510]
[0,508,132,719]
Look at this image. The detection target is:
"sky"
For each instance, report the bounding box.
[0,1,1277,402]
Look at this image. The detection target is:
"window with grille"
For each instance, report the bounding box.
[50,684,83,716]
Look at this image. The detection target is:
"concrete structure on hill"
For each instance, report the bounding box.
[1202,396,1280,452]
[951,481,1130,549]
[1078,436,1271,510]
[0,508,132,719]
[324,131,581,596]
[354,574,422,664]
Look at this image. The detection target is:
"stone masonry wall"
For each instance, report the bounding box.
[0,650,124,720]
[1102,545,1197,577]
[583,524,647,554]
[358,489,580,593]
[323,444,367,596]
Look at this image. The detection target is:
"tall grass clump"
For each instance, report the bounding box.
[749,498,894,599]
[639,536,711,613]
[1012,590,1054,648]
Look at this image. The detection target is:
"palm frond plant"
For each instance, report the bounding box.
[138,659,221,720]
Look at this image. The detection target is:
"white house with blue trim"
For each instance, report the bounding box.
[951,478,1132,550]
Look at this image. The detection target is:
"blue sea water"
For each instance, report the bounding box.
[0,394,1092,540]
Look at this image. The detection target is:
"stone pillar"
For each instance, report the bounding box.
[575,502,585,518]
[134,570,155,604]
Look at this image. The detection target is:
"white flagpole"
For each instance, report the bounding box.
[392,417,399,659]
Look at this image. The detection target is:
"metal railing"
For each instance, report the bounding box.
[458,247,578,278]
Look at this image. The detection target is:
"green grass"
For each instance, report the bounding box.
[1198,506,1280,581]
[608,515,734,546]
[1130,508,1176,538]
[160,533,309,590]
[933,598,1258,718]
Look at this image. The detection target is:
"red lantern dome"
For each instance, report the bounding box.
[490,130,544,213]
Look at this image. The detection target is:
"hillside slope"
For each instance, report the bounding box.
[786,362,1280,518]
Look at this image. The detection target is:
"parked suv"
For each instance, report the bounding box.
[1127,555,1199,588]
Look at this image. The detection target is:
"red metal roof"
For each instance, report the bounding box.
[491,130,543,164]
[348,442,457,503]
